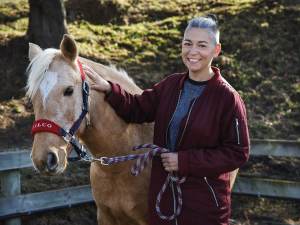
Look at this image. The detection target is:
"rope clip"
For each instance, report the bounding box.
[100,157,109,165]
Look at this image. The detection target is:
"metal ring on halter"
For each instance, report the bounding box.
[83,81,89,96]
[80,155,94,163]
[85,114,90,128]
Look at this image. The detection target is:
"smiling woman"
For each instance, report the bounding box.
[181,14,221,82]
[87,14,250,225]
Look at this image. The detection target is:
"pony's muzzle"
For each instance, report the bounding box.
[47,152,58,171]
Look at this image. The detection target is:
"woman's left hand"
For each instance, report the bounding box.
[161,153,179,172]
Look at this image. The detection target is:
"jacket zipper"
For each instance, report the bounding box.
[234,117,240,145]
[165,92,199,224]
[204,177,219,207]
[177,98,197,150]
[166,90,182,225]
[170,181,178,225]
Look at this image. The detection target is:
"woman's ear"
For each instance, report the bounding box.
[213,43,221,58]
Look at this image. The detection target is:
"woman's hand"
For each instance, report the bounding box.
[83,65,112,94]
[161,153,179,172]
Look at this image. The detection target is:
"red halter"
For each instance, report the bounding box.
[31,60,90,161]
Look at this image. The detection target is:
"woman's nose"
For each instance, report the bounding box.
[189,46,198,54]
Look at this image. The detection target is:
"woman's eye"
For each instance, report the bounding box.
[184,43,191,46]
[199,45,206,48]
[64,87,73,96]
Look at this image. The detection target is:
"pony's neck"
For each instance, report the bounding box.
[78,57,153,171]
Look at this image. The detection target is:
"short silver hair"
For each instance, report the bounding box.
[184,14,220,47]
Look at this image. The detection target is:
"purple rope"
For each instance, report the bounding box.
[103,144,187,221]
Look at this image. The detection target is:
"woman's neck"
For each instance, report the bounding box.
[189,66,215,82]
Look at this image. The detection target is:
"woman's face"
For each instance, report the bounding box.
[182,28,221,75]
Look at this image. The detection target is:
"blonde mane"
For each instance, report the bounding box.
[25,48,60,99]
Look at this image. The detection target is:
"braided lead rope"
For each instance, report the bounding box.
[155,172,187,221]
[105,144,187,221]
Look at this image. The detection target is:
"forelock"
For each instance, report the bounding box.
[25,48,60,98]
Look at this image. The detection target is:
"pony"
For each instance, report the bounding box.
[26,34,238,225]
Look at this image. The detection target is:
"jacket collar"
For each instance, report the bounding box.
[179,66,221,96]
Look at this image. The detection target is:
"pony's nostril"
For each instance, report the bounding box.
[48,152,58,171]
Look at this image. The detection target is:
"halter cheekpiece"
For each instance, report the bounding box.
[31,60,90,161]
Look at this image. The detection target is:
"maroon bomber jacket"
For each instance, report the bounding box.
[105,67,250,225]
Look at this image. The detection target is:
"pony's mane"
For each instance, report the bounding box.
[79,57,141,94]
[106,63,134,83]
[25,48,60,98]
[105,63,141,94]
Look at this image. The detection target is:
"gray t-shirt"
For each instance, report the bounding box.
[168,76,209,152]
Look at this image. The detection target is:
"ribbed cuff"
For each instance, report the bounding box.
[104,82,113,98]
[104,81,121,102]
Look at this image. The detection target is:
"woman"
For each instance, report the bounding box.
[85,14,250,225]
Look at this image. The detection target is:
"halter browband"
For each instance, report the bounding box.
[31,60,90,161]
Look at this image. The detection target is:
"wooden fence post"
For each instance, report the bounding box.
[1,169,21,225]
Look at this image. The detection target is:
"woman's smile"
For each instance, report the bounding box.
[188,58,201,62]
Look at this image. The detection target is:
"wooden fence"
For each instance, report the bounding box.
[0,139,300,224]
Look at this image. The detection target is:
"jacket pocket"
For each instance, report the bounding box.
[204,177,219,207]
[233,117,240,145]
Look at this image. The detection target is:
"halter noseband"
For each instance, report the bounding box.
[31,60,90,162]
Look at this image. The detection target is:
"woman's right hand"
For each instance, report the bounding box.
[83,65,112,94]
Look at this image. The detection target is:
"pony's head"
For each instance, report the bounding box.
[26,35,88,176]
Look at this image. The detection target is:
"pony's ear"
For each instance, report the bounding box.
[60,34,78,63]
[29,43,43,61]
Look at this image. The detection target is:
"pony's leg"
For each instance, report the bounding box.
[97,206,117,225]
[128,205,149,225]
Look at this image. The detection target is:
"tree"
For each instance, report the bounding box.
[26,0,69,49]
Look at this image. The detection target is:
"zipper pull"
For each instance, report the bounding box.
[234,117,240,145]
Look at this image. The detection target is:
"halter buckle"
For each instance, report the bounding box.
[83,81,89,96]
[62,130,75,144]
[82,103,88,111]
[85,115,90,128]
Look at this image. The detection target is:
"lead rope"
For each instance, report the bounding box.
[83,143,187,221]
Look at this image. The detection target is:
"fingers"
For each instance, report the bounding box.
[82,65,100,82]
[82,64,96,74]
[82,65,111,92]
[82,65,101,84]
[161,153,179,172]
[89,84,102,90]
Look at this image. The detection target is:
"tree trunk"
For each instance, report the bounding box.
[26,0,69,49]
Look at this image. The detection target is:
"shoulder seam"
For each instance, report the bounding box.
[220,78,237,93]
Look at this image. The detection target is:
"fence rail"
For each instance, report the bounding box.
[1,139,300,221]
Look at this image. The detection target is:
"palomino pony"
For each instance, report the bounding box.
[26,34,238,225]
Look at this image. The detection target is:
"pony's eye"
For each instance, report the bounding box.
[64,87,73,96]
